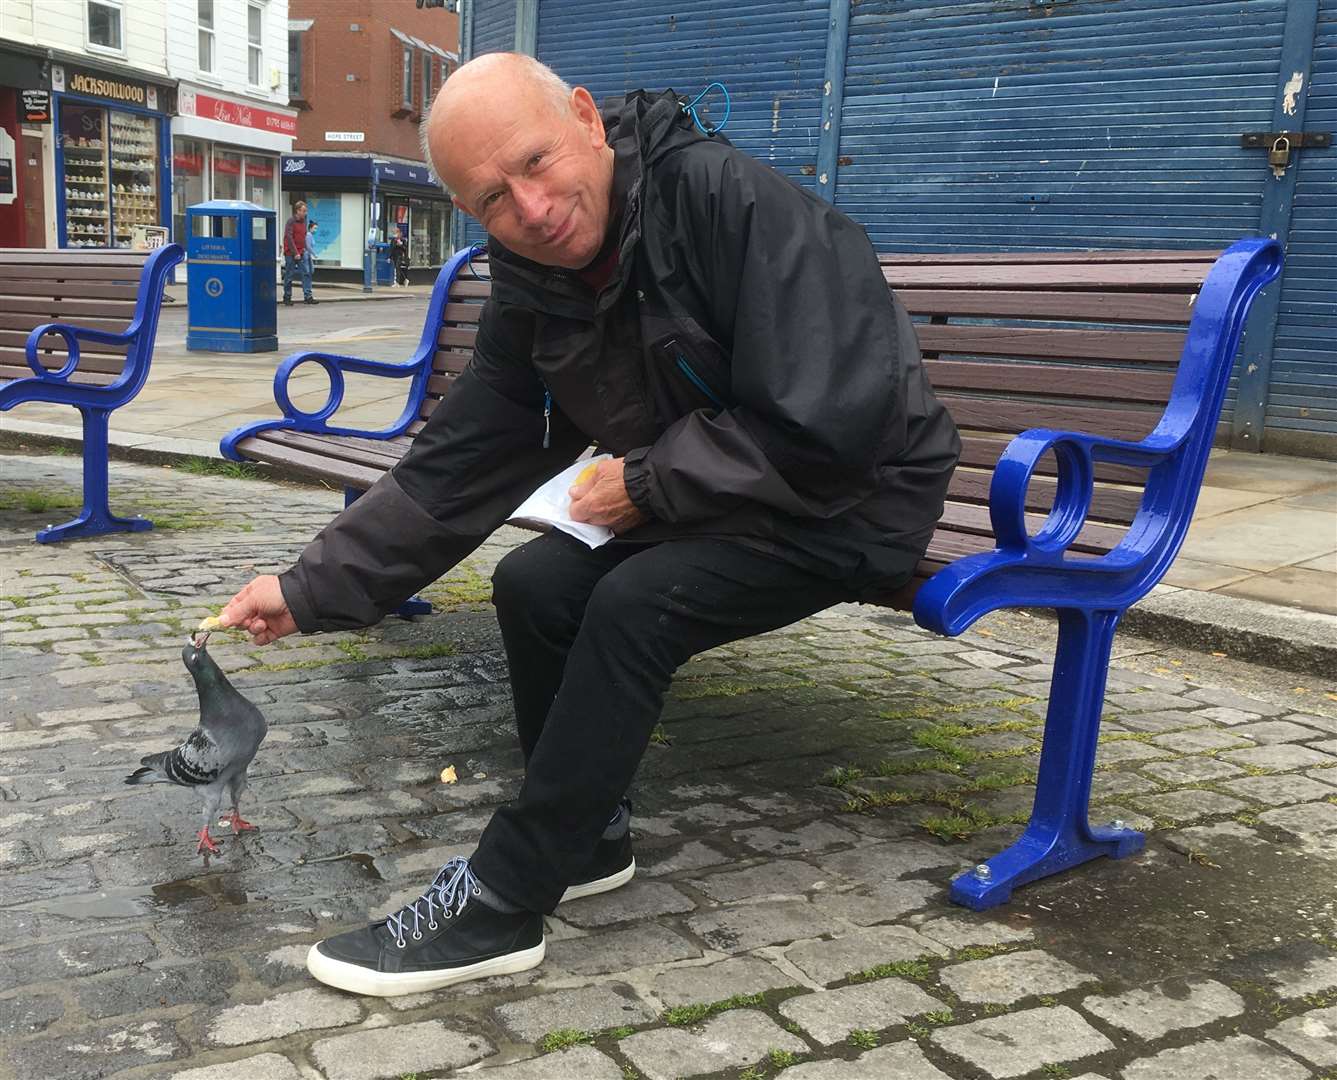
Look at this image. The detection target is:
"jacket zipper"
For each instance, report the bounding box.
[542,385,552,448]
[675,353,727,410]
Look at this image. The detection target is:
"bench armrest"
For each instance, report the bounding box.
[24,323,133,382]
[222,245,486,461]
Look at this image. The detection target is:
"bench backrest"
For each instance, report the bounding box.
[412,248,1216,564]
[0,249,151,385]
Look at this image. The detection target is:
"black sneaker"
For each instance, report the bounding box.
[282,297,292,306]
[560,800,636,903]
[303,297,319,304]
[306,857,544,997]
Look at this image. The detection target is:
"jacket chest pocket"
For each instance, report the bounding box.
[651,335,733,416]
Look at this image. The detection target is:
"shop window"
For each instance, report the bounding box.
[248,3,265,87]
[61,102,110,247]
[214,148,242,201]
[198,0,215,73]
[400,45,413,110]
[244,154,275,210]
[88,0,123,52]
[421,50,432,112]
[172,137,207,245]
[288,31,304,99]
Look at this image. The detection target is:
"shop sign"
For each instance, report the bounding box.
[179,88,297,136]
[325,131,365,142]
[21,89,51,124]
[281,155,372,179]
[374,160,435,187]
[52,65,166,111]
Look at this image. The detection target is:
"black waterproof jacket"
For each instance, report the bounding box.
[279,91,960,632]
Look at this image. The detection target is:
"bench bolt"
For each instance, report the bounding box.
[973,863,992,881]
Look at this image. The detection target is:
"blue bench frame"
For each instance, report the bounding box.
[1,244,184,543]
[224,238,1283,910]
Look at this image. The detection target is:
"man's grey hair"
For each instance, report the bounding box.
[419,53,573,195]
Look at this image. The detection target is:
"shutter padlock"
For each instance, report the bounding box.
[1268,136,1292,177]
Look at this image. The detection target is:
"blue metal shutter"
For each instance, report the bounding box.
[1266,0,1337,447]
[535,1,831,189]
[836,0,1286,253]
[472,0,516,57]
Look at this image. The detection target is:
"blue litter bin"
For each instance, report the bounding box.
[185,200,277,353]
[374,242,394,286]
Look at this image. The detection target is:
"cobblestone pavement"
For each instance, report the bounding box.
[2,451,1335,1080]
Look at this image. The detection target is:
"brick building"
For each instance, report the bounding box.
[283,0,459,281]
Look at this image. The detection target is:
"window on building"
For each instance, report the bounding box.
[421,50,432,112]
[88,0,123,51]
[248,3,264,86]
[198,0,215,73]
[288,30,303,98]
[401,45,413,109]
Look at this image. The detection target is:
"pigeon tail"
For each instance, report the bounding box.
[125,761,170,785]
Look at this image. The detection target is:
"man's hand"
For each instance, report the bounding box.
[568,457,648,534]
[220,575,298,646]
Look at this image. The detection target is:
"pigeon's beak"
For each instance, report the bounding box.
[190,631,211,650]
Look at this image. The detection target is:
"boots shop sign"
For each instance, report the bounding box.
[51,65,163,112]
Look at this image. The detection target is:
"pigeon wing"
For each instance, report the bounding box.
[154,727,228,787]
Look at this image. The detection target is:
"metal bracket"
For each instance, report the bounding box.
[1242,130,1332,176]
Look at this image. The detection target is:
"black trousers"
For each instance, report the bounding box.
[468,530,853,913]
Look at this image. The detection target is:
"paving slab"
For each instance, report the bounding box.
[1080,978,1244,1039]
[931,1005,1115,1078]
[620,1009,806,1080]
[1121,1033,1311,1080]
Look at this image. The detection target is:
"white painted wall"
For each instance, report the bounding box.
[20,0,170,76]
[166,0,289,107]
[0,0,38,42]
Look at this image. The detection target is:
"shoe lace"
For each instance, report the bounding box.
[384,856,480,948]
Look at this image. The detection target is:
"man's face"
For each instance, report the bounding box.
[295,204,307,221]
[437,86,613,269]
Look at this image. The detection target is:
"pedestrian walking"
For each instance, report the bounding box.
[282,200,317,306]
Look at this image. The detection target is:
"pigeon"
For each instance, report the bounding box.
[125,633,268,855]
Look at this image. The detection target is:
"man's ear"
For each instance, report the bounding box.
[569,86,606,149]
[451,194,471,217]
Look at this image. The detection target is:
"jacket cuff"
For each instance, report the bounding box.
[622,445,659,521]
[277,569,318,635]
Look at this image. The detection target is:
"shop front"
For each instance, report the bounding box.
[50,62,173,249]
[279,153,451,284]
[172,85,297,254]
[0,46,49,247]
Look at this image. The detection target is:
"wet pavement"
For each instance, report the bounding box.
[1,452,1335,1080]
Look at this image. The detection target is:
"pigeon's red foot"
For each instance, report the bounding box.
[221,810,258,833]
[196,827,222,855]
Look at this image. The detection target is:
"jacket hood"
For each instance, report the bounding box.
[488,90,719,314]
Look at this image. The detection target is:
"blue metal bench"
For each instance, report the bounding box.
[0,245,184,543]
[224,237,1283,909]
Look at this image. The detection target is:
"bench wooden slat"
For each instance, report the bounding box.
[925,359,1175,403]
[0,264,152,284]
[439,327,479,349]
[263,429,410,469]
[959,434,1150,486]
[0,347,127,376]
[0,363,119,387]
[899,289,1195,325]
[918,325,1185,366]
[0,280,141,301]
[942,395,1160,443]
[0,328,129,355]
[938,501,1125,555]
[0,312,132,335]
[883,264,1210,290]
[878,250,1219,266]
[447,280,492,300]
[240,432,384,490]
[948,467,1143,524]
[1,296,139,322]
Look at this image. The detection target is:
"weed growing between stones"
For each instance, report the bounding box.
[847,957,932,983]
[0,489,82,513]
[539,1028,594,1052]
[175,457,262,480]
[848,1029,879,1049]
[662,991,765,1026]
[767,1047,800,1068]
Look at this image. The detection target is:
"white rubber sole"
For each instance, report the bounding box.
[305,937,546,997]
[559,857,636,904]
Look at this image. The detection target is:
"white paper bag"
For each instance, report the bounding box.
[507,455,615,549]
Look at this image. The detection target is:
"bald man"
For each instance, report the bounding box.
[221,54,959,996]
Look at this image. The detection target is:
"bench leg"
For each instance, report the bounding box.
[343,486,432,619]
[36,408,153,544]
[949,607,1144,910]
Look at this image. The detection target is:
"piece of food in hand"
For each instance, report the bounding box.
[440,765,458,784]
[125,636,268,857]
[197,615,225,633]
[574,462,599,487]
